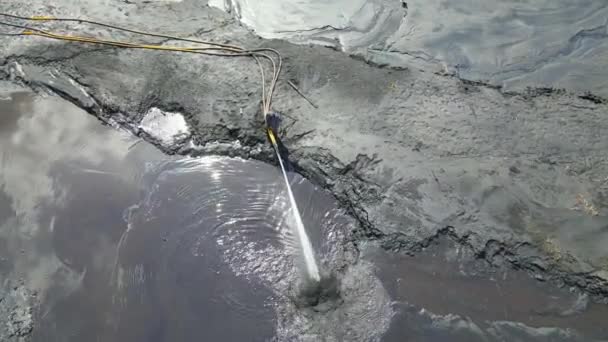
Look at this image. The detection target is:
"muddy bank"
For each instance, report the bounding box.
[210,0,608,98]
[1,0,608,338]
[0,284,34,341]
[366,237,608,340]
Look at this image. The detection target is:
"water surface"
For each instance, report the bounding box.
[0,90,391,341]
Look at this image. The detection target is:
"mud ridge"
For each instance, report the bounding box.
[432,71,608,105]
[377,225,608,303]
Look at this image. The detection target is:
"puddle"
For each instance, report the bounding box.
[0,92,279,341]
[365,238,608,341]
[0,90,391,341]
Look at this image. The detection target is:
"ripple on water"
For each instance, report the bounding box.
[121,157,394,341]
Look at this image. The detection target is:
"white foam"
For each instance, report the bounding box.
[138,107,189,145]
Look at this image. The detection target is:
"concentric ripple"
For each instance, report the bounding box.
[112,156,394,341]
[0,90,393,341]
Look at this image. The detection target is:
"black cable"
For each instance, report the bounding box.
[0,12,284,114]
[0,20,44,33]
[0,12,281,59]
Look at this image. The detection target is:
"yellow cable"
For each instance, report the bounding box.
[267,128,277,146]
[2,12,284,119]
[30,16,55,20]
[27,30,216,52]
[16,12,282,109]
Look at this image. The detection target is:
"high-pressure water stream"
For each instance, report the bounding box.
[269,134,321,283]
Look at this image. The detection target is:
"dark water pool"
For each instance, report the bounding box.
[0,90,390,341]
[1,90,608,341]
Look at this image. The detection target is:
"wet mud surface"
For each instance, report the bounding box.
[1,0,608,340]
[211,0,608,97]
[369,238,608,341]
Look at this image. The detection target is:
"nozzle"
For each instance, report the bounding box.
[265,111,281,131]
[265,111,282,146]
[267,128,277,145]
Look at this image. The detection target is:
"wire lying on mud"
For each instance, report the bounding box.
[0,13,282,116]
